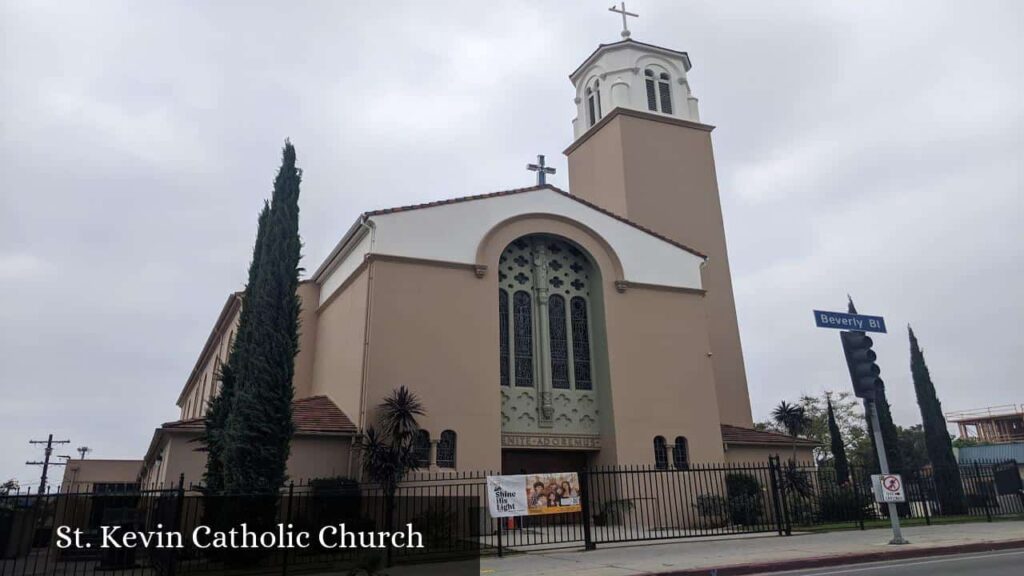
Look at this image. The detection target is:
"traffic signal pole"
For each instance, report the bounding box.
[815,301,907,545]
[865,399,908,545]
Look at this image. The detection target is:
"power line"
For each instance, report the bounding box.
[26,434,71,494]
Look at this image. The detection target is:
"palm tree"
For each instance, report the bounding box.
[772,401,810,462]
[361,385,426,559]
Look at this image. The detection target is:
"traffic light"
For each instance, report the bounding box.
[840,330,882,400]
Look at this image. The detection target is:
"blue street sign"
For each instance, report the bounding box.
[814,310,887,333]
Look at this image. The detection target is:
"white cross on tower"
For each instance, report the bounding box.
[527,155,556,186]
[609,2,639,38]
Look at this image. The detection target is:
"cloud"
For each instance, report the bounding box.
[0,253,54,281]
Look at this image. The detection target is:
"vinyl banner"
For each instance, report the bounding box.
[486,472,582,518]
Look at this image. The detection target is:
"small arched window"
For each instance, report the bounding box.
[513,291,534,387]
[673,436,689,470]
[586,80,602,127]
[654,436,668,470]
[644,69,657,111]
[644,69,673,114]
[413,430,431,467]
[658,73,673,114]
[437,430,457,469]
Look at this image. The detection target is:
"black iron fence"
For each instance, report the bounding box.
[1,459,1021,576]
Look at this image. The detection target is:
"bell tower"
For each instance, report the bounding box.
[565,37,754,427]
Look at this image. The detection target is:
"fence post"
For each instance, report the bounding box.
[579,469,595,551]
[767,457,786,536]
[851,467,865,530]
[169,473,185,576]
[917,472,930,526]
[496,513,503,558]
[975,462,992,522]
[282,482,294,576]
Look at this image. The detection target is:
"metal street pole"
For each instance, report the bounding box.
[867,399,908,545]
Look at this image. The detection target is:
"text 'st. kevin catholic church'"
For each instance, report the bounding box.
[138,30,815,487]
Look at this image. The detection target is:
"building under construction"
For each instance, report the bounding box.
[947,404,1024,443]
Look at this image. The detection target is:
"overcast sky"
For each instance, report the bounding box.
[2,0,1021,485]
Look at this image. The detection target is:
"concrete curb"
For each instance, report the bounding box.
[658,539,1024,575]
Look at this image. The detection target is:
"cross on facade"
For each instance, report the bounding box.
[609,2,639,38]
[527,155,556,186]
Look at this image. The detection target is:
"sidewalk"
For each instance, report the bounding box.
[478,520,1024,575]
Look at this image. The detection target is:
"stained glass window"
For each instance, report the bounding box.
[437,430,456,469]
[673,436,689,470]
[549,295,570,389]
[654,436,668,470]
[570,296,592,390]
[499,289,509,386]
[413,430,431,467]
[513,291,534,387]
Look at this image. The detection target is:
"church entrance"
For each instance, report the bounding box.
[501,449,589,475]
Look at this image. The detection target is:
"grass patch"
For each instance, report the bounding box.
[798,514,1024,533]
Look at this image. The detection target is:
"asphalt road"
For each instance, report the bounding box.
[760,549,1024,575]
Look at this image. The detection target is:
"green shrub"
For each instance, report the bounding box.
[725,473,763,525]
[817,486,872,522]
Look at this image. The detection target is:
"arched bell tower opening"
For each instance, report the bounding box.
[497,233,606,473]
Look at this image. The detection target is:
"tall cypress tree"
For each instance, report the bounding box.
[203,205,270,495]
[909,326,965,514]
[220,140,302,495]
[827,396,850,484]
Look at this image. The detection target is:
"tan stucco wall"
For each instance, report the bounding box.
[362,257,503,472]
[294,281,321,399]
[60,459,142,492]
[287,435,355,481]
[311,267,369,426]
[567,109,754,427]
[723,444,816,466]
[146,432,354,489]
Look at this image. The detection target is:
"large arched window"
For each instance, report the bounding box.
[498,235,601,435]
[437,430,457,469]
[413,430,431,467]
[673,436,689,470]
[654,436,668,470]
[644,69,673,114]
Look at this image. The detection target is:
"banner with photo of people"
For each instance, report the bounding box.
[486,472,581,518]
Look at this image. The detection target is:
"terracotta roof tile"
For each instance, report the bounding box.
[162,396,356,435]
[364,184,707,259]
[721,424,818,446]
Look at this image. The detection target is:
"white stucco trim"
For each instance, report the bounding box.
[317,189,704,304]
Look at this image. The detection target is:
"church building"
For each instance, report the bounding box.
[139,31,814,487]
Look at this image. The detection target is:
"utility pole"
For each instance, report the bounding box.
[77,446,92,460]
[26,434,70,494]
